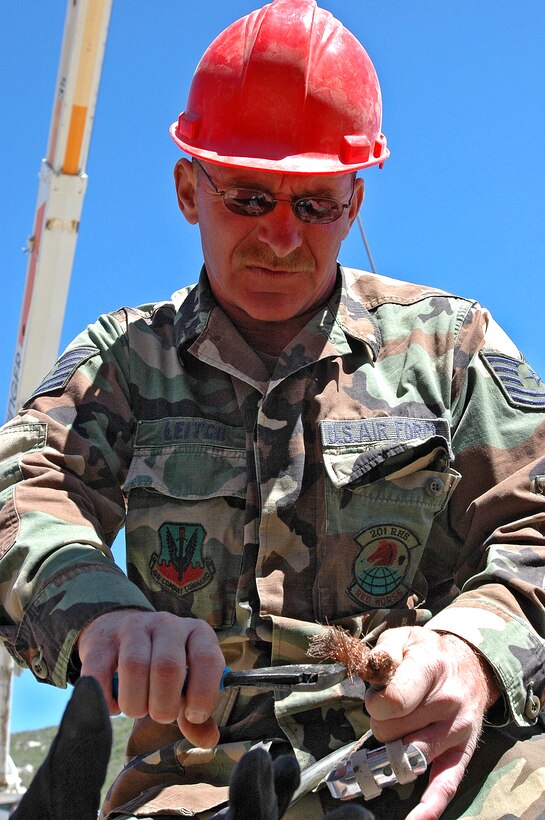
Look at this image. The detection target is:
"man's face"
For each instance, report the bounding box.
[175,159,364,324]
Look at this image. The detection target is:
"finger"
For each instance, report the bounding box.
[79,627,121,714]
[365,654,431,721]
[116,631,153,718]
[177,711,220,749]
[373,626,413,666]
[80,641,117,687]
[365,636,440,720]
[273,754,301,817]
[370,709,454,745]
[147,628,187,724]
[404,749,469,820]
[403,708,480,761]
[227,747,276,819]
[182,620,225,725]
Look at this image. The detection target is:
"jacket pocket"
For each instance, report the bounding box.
[318,417,460,618]
[122,417,246,628]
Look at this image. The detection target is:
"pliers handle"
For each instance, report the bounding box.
[221,663,347,692]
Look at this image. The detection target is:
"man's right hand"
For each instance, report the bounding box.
[76,609,225,748]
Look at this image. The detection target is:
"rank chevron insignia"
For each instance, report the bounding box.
[482,353,545,408]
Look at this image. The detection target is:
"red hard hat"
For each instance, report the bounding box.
[170,0,389,174]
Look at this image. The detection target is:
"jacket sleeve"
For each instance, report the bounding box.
[425,302,545,727]
[0,310,154,688]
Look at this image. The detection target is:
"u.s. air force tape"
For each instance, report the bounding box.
[481,353,545,409]
[27,346,99,402]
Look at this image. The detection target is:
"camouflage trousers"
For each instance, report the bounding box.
[109,722,545,819]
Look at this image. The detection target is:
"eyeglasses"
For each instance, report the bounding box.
[194,160,355,224]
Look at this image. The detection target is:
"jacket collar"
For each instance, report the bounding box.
[174,266,381,354]
[171,265,382,390]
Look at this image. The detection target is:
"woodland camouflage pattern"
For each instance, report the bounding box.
[1,266,545,817]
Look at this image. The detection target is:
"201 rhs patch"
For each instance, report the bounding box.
[150,523,215,598]
[347,523,420,608]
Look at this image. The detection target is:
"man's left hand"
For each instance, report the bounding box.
[364,626,499,820]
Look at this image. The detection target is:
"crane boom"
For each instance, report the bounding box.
[6,0,113,421]
[1,0,112,802]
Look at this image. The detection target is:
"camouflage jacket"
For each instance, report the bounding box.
[1,266,545,814]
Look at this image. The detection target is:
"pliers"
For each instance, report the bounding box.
[218,662,347,692]
[112,662,347,699]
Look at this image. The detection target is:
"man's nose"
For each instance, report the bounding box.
[255,202,304,257]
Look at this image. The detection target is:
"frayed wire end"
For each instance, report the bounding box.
[307,625,397,688]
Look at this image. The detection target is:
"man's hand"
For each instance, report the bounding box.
[76,609,225,748]
[364,626,500,820]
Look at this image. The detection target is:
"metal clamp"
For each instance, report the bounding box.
[325,741,427,801]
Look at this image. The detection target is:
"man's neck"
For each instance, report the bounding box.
[221,302,328,356]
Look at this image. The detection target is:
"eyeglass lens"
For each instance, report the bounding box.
[223,188,344,223]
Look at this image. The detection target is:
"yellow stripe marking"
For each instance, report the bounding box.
[62,0,106,173]
[63,104,88,174]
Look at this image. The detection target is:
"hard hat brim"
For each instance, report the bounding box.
[170,123,389,175]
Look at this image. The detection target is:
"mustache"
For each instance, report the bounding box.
[234,245,314,273]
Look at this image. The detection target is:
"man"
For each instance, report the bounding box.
[1,1,545,818]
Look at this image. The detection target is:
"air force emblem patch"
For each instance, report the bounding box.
[347,523,420,608]
[150,523,215,598]
[482,353,545,409]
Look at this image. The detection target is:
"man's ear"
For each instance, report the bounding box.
[346,176,364,232]
[339,176,364,241]
[174,158,199,224]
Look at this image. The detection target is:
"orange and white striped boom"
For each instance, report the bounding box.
[5,0,113,421]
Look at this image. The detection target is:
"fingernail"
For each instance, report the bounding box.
[185,709,207,724]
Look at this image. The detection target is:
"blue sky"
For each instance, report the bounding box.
[1,2,545,733]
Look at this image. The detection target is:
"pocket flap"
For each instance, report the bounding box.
[123,417,246,500]
[320,416,451,489]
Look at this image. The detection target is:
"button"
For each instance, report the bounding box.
[525,692,541,720]
[30,654,48,680]
[425,477,444,496]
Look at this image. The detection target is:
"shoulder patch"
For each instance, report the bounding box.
[481,353,545,408]
[27,346,99,402]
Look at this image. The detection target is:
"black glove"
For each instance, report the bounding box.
[210,746,374,820]
[210,747,300,820]
[11,675,112,820]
